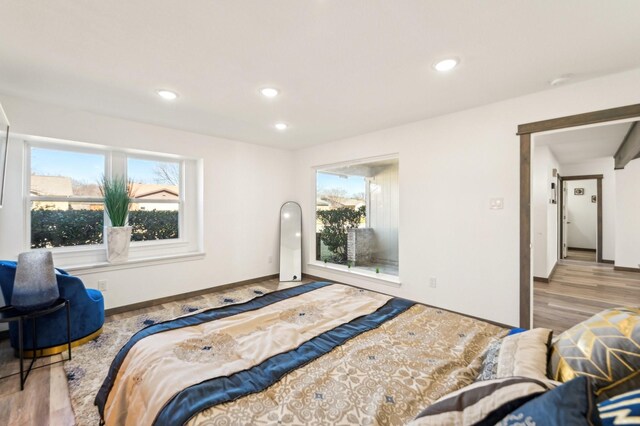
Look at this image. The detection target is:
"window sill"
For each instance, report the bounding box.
[62,251,206,275]
[307,261,401,287]
[43,239,189,255]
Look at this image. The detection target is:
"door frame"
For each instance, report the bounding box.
[518,103,640,329]
[558,175,603,263]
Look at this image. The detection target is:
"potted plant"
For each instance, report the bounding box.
[100,175,134,263]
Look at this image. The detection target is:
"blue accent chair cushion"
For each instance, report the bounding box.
[598,389,640,426]
[497,376,602,425]
[0,260,104,352]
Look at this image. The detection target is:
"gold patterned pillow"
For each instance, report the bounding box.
[548,307,640,400]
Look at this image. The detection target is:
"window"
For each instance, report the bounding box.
[315,157,399,276]
[127,157,181,242]
[30,147,105,248]
[26,139,200,264]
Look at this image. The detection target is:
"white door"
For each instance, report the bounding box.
[562,181,568,258]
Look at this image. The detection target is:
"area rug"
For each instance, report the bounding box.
[63,279,288,425]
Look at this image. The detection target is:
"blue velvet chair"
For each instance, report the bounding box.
[0,261,104,356]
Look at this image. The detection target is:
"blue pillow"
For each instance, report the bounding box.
[507,327,527,336]
[497,376,602,426]
[598,389,640,426]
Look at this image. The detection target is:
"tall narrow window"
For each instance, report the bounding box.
[127,157,181,241]
[30,147,105,248]
[315,157,399,276]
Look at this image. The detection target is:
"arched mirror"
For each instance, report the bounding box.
[279,201,302,282]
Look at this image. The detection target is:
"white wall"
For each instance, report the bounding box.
[368,163,399,263]
[295,68,640,327]
[615,159,640,269]
[532,145,560,278]
[566,180,598,250]
[0,94,295,310]
[2,68,640,328]
[561,157,616,261]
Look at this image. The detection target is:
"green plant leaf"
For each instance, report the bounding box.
[99,175,134,227]
[316,206,365,263]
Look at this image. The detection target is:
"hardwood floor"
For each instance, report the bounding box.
[0,277,312,426]
[534,261,640,335]
[564,249,597,262]
[0,347,74,426]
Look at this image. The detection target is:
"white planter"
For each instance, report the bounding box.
[105,226,132,263]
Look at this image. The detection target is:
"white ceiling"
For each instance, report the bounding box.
[1,1,639,149]
[535,121,634,165]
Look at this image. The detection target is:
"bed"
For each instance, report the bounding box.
[95,281,505,425]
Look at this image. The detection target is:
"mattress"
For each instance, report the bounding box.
[96,282,504,425]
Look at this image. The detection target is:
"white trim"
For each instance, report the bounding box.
[313,153,400,172]
[30,196,105,202]
[307,261,401,286]
[128,198,179,204]
[63,251,206,275]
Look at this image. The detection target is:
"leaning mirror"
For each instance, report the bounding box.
[0,102,9,208]
[279,201,302,282]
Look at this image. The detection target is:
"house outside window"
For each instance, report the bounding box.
[315,156,399,276]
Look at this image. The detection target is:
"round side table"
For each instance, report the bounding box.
[0,298,71,390]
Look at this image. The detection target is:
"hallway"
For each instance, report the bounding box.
[564,249,596,262]
[534,261,640,335]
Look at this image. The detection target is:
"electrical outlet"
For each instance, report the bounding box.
[268,256,273,264]
[429,277,437,288]
[97,279,107,292]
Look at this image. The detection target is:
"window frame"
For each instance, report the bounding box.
[23,136,200,266]
[125,153,185,246]
[311,154,400,280]
[26,141,109,251]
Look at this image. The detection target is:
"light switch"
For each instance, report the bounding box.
[490,198,504,210]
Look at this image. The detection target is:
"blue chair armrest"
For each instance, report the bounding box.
[86,288,103,302]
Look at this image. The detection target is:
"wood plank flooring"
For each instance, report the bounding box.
[0,277,310,426]
[564,249,596,262]
[534,261,640,335]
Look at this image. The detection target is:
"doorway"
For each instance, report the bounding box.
[518,103,640,329]
[558,175,602,264]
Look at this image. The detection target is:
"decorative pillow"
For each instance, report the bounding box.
[496,376,601,426]
[598,389,640,426]
[409,376,553,426]
[476,328,552,382]
[549,307,640,400]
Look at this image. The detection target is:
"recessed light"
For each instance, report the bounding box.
[274,122,288,131]
[260,87,279,98]
[433,58,459,72]
[156,89,178,100]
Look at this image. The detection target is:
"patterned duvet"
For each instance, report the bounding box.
[96,282,505,425]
